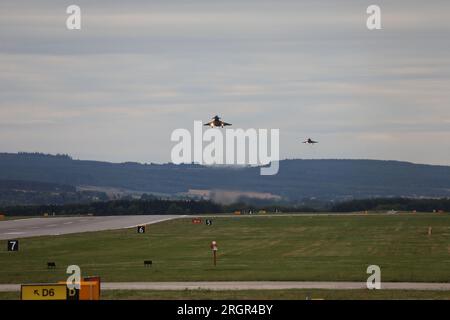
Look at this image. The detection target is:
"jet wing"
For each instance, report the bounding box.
[222,122,232,126]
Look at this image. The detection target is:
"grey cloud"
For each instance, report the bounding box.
[0,0,449,164]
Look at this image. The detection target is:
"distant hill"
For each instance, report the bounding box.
[0,152,449,202]
[0,178,108,206]
[0,179,75,192]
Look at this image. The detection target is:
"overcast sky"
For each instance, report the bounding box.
[1,0,449,165]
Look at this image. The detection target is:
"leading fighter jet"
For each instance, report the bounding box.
[302,138,318,144]
[204,115,232,128]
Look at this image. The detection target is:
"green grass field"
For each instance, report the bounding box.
[0,214,449,284]
[1,289,449,300]
[2,216,34,221]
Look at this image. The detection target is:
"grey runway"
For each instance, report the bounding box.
[0,215,183,240]
[1,281,450,292]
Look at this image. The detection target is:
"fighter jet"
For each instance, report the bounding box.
[204,115,232,128]
[302,138,318,144]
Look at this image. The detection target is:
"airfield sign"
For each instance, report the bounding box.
[137,225,146,233]
[206,219,213,226]
[21,284,68,300]
[7,240,19,252]
[21,284,81,300]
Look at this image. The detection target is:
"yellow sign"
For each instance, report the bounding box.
[21,284,67,300]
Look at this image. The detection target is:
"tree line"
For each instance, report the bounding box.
[0,197,448,216]
[330,198,450,212]
[0,198,316,216]
[0,199,224,216]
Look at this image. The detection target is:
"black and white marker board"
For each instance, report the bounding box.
[137,225,146,234]
[7,240,19,252]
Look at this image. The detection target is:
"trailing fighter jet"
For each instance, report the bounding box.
[204,115,232,128]
[302,138,318,144]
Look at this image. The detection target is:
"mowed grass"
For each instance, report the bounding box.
[1,216,34,221]
[0,214,449,284]
[1,289,450,300]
